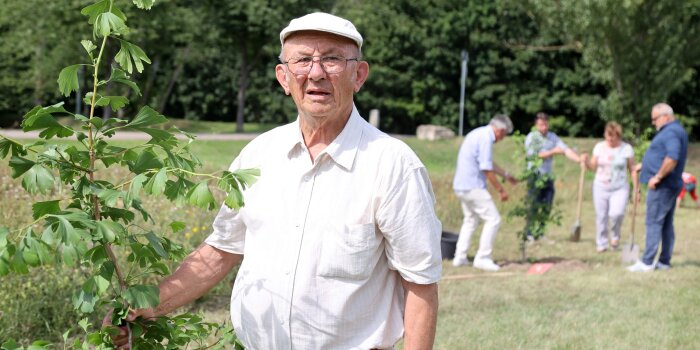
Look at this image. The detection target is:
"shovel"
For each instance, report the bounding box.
[621,186,641,263]
[569,162,586,242]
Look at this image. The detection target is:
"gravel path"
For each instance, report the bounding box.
[0,129,259,141]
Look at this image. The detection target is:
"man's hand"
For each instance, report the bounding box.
[498,188,509,202]
[504,173,518,185]
[102,308,156,349]
[648,175,661,190]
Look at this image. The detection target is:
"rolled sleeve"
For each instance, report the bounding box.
[204,156,247,254]
[478,137,494,171]
[664,132,682,161]
[204,204,246,254]
[377,166,442,284]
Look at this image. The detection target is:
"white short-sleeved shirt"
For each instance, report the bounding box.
[592,141,633,190]
[525,130,569,174]
[205,105,442,350]
[453,125,495,191]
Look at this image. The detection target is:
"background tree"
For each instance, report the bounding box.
[528,0,700,137]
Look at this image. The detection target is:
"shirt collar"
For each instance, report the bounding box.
[659,119,679,132]
[487,125,496,142]
[284,104,363,171]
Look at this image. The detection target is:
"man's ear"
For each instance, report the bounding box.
[353,61,370,93]
[276,65,291,95]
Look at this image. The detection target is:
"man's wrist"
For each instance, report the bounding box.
[653,174,663,180]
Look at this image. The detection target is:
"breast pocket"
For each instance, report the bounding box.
[318,223,379,281]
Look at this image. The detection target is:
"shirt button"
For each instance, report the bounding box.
[303,176,310,181]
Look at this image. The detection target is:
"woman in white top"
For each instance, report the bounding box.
[585,122,636,252]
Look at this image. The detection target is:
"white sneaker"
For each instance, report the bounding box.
[655,262,671,270]
[627,261,654,272]
[452,257,470,267]
[473,259,500,271]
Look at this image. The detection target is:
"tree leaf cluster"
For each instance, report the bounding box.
[0,0,255,348]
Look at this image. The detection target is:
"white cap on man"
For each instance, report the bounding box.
[280,12,363,49]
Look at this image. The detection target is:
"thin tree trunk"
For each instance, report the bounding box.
[140,57,160,108]
[236,45,251,133]
[158,47,190,114]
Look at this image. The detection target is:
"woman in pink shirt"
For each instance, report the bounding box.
[585,122,636,252]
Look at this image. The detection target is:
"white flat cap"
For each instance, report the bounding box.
[280,12,363,49]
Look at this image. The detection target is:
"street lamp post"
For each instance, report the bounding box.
[458,50,469,137]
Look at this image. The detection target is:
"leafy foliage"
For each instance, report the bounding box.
[507,132,562,261]
[0,1,255,348]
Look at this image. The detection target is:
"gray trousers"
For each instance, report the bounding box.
[592,182,629,249]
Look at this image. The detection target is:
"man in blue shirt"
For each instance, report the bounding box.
[524,112,586,239]
[453,115,518,271]
[628,103,688,272]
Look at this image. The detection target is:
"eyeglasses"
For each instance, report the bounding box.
[281,56,359,75]
[651,113,667,122]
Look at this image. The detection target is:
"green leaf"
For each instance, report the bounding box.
[73,288,97,313]
[81,40,97,56]
[96,220,124,242]
[94,12,129,38]
[8,156,35,178]
[81,0,126,24]
[97,188,123,207]
[132,0,155,10]
[144,168,167,195]
[115,39,151,74]
[233,168,260,190]
[109,68,141,96]
[32,200,61,220]
[0,138,27,159]
[22,165,55,195]
[125,173,148,207]
[224,189,244,210]
[1,339,21,350]
[132,149,163,174]
[127,106,167,128]
[145,231,168,258]
[123,284,160,309]
[0,227,7,249]
[58,64,82,97]
[169,221,186,233]
[21,103,74,139]
[187,182,215,210]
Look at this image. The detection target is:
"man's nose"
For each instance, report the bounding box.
[308,58,327,80]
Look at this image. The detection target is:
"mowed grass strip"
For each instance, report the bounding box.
[1,135,699,349]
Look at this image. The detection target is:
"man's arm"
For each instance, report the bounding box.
[106,244,242,348]
[563,148,584,163]
[492,163,518,184]
[483,170,508,201]
[401,279,438,350]
[648,156,678,189]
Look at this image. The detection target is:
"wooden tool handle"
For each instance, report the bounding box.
[575,164,585,220]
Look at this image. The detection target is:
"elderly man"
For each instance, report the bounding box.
[524,112,586,239]
[628,103,688,272]
[107,12,442,349]
[452,115,518,271]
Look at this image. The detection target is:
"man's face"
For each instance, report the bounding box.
[494,128,506,142]
[535,119,549,135]
[276,32,369,121]
[650,108,670,131]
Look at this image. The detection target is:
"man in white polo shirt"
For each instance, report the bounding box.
[452,115,518,271]
[107,12,442,350]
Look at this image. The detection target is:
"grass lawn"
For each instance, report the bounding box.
[1,134,699,349]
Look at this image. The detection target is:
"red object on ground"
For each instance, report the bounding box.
[527,262,554,275]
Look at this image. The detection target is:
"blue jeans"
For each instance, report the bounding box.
[642,187,680,265]
[525,178,555,237]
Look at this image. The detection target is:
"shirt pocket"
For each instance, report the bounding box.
[318,223,378,281]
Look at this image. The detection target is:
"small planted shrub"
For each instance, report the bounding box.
[0,1,254,348]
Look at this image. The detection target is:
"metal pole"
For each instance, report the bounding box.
[458,50,469,136]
